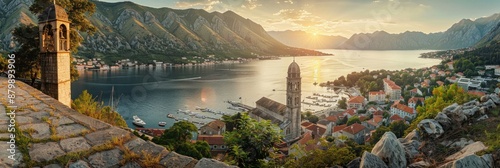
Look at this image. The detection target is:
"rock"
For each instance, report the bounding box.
[194,158,237,168]
[479,107,486,115]
[408,161,431,168]
[160,152,197,168]
[481,154,494,168]
[403,129,420,142]
[442,138,474,148]
[359,151,388,168]
[59,136,92,153]
[88,149,123,168]
[480,95,489,102]
[401,139,421,161]
[482,99,497,109]
[445,141,487,161]
[120,162,142,168]
[489,94,500,104]
[440,154,491,168]
[345,157,360,168]
[69,160,91,168]
[476,115,488,121]
[371,132,406,168]
[463,100,478,107]
[417,119,444,139]
[443,103,460,113]
[43,164,62,168]
[29,142,66,162]
[461,106,479,116]
[434,112,452,130]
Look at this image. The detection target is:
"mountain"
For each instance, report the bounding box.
[267,30,347,49]
[475,21,500,47]
[0,0,324,62]
[337,13,500,50]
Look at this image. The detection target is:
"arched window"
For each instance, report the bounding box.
[59,24,68,51]
[43,24,54,52]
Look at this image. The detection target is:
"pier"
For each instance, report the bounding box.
[227,101,255,111]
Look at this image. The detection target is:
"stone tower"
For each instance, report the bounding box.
[286,60,301,140]
[38,2,71,107]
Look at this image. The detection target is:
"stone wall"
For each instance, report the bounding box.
[0,77,236,168]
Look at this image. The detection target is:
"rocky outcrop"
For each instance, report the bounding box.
[445,141,488,162]
[434,112,452,130]
[418,119,444,139]
[371,132,407,168]
[345,157,360,168]
[408,161,431,168]
[359,151,388,168]
[440,154,493,168]
[0,77,235,168]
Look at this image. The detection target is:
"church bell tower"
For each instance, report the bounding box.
[286,60,301,140]
[38,2,71,107]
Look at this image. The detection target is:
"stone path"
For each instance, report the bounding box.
[0,77,236,168]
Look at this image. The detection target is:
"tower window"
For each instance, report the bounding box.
[59,24,68,51]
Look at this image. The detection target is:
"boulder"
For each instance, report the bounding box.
[401,139,421,161]
[417,119,444,139]
[443,103,460,113]
[482,99,497,109]
[461,106,479,116]
[445,141,487,161]
[476,115,488,121]
[463,100,478,107]
[359,151,388,168]
[408,161,431,168]
[434,112,452,130]
[480,95,489,102]
[404,129,420,142]
[440,154,492,168]
[345,157,360,168]
[194,158,237,168]
[371,132,407,168]
[489,94,500,104]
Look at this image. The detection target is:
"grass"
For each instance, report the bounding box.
[140,150,162,167]
[120,147,141,165]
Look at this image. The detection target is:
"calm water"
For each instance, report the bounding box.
[71,49,441,128]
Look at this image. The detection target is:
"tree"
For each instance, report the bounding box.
[388,121,409,138]
[12,0,97,83]
[152,121,211,159]
[370,126,390,144]
[307,115,319,124]
[346,116,361,126]
[223,113,282,168]
[0,54,8,72]
[338,97,347,109]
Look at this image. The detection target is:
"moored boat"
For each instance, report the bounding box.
[132,115,146,127]
[158,122,166,127]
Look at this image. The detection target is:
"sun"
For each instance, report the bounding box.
[313,33,317,36]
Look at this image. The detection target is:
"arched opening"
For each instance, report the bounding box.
[59,24,68,51]
[42,24,54,52]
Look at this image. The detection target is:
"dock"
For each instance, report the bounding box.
[227,101,254,111]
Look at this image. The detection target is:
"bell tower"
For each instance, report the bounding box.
[38,1,71,107]
[286,60,301,140]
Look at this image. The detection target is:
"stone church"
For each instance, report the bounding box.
[250,61,302,141]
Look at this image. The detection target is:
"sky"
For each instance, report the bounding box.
[98,0,500,38]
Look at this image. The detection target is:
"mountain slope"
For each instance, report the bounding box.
[0,0,324,61]
[475,21,500,47]
[336,13,500,50]
[267,30,348,49]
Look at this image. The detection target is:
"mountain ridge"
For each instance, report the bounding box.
[0,0,324,62]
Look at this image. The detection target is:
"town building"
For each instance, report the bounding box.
[199,120,225,135]
[197,135,227,156]
[249,61,302,141]
[368,90,385,102]
[390,102,416,119]
[383,76,402,101]
[347,96,366,109]
[408,97,425,109]
[337,123,367,144]
[362,115,384,131]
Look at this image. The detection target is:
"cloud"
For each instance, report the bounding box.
[273,9,322,26]
[176,0,261,11]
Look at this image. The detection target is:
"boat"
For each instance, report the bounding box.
[158,122,166,127]
[167,114,174,118]
[132,115,146,127]
[313,82,318,85]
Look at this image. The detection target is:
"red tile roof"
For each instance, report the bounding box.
[359,116,368,121]
[202,120,225,131]
[256,97,286,115]
[197,135,225,145]
[333,124,347,133]
[373,110,384,116]
[408,97,424,104]
[369,90,385,95]
[305,124,327,136]
[325,115,339,122]
[344,109,357,116]
[298,131,321,151]
[301,121,313,127]
[392,103,415,114]
[384,78,401,90]
[468,90,486,97]
[390,114,404,121]
[341,123,366,135]
[348,96,365,104]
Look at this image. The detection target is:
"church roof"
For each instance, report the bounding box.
[255,97,287,116]
[250,108,283,125]
[38,3,69,22]
[288,61,300,74]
